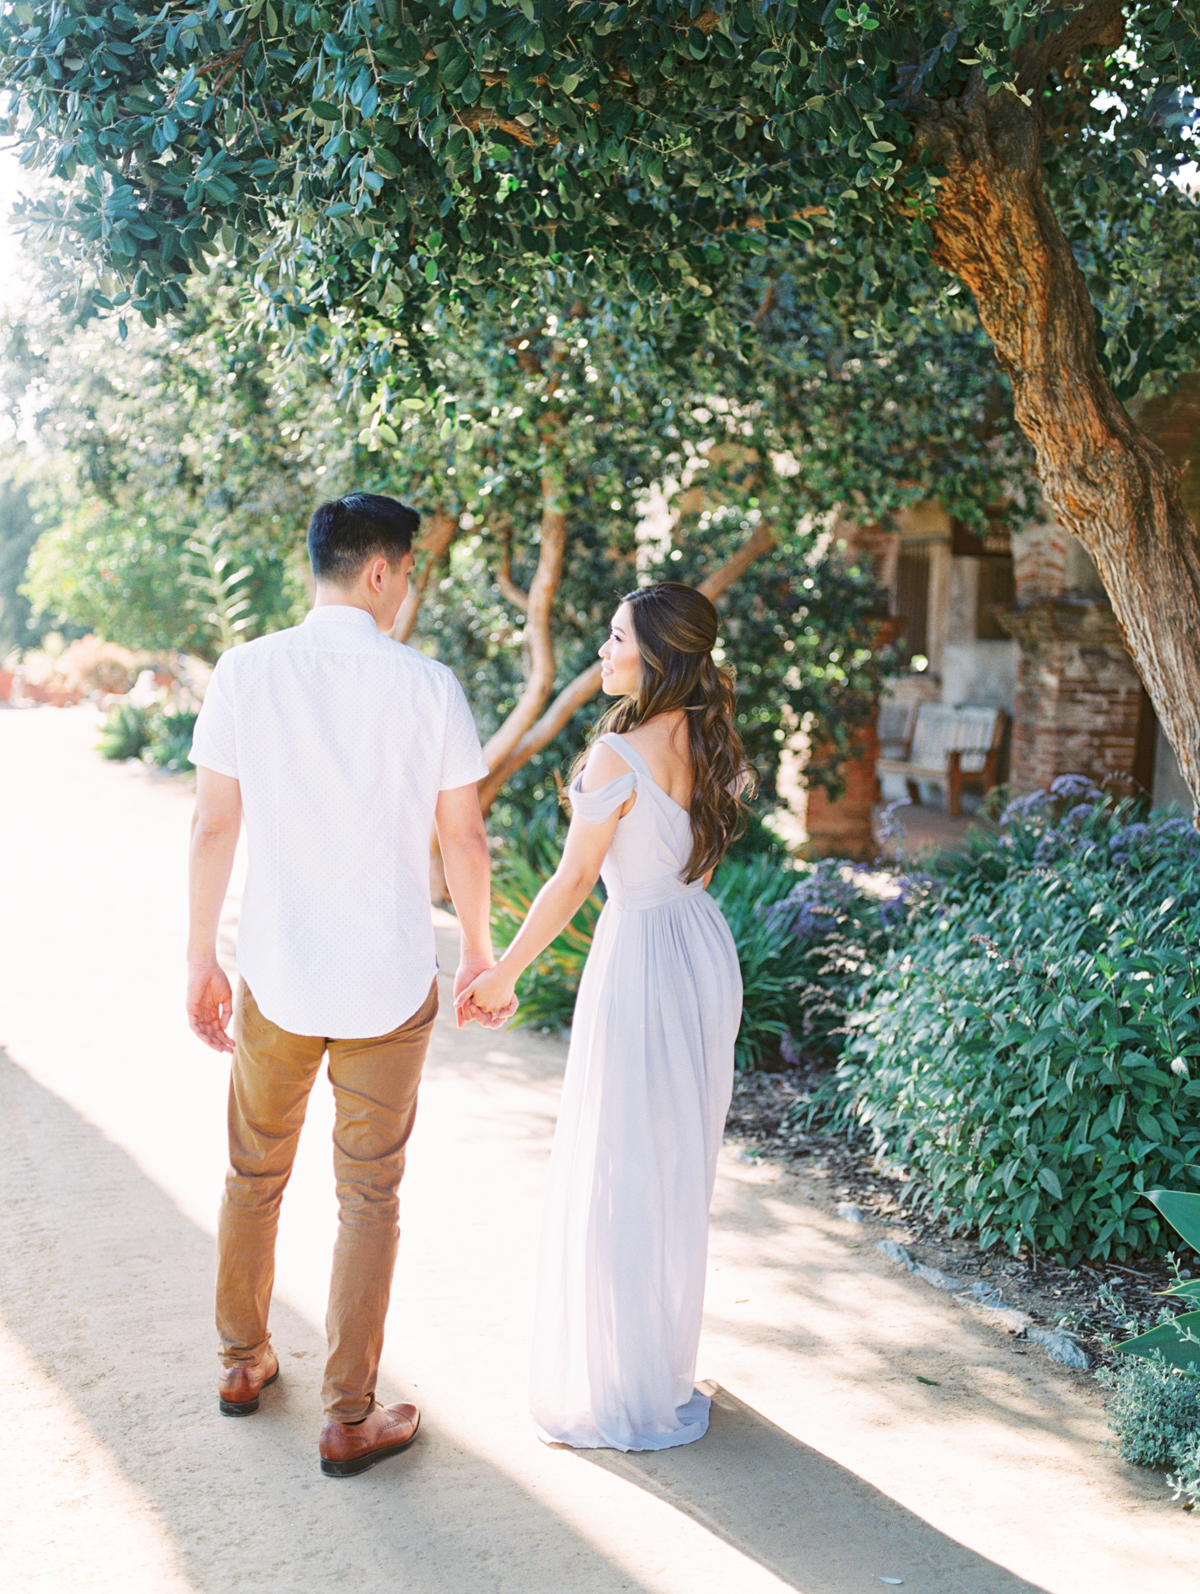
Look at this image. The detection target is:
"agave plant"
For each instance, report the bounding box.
[1115,1191,1200,1373]
[97,701,151,761]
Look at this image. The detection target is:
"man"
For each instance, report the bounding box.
[186,492,513,1477]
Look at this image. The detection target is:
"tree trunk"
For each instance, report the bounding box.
[390,510,459,644]
[916,14,1200,813]
[477,518,778,812]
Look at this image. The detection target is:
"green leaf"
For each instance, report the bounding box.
[1148,1190,1200,1254]
[1162,1279,1200,1304]
[1114,1310,1200,1374]
[1037,1167,1063,1199]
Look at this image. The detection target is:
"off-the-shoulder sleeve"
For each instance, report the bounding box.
[568,769,636,823]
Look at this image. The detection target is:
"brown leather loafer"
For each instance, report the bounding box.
[320,1400,421,1477]
[218,1349,280,1416]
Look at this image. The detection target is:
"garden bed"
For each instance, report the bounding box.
[725,1065,1181,1373]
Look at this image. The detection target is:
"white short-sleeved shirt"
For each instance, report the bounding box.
[190,604,489,1038]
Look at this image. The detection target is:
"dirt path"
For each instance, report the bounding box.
[1,704,1193,1594]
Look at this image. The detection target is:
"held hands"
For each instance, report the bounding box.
[453,954,518,1030]
[454,960,519,1030]
[186,960,235,1053]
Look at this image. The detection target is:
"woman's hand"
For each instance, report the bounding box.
[455,963,519,1026]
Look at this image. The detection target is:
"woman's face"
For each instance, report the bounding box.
[598,602,642,696]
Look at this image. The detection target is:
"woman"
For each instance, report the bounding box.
[457,581,751,1451]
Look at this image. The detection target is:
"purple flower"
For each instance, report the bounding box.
[1109,822,1150,854]
[780,1033,803,1067]
[1000,789,1052,825]
[1049,774,1104,804]
[1152,817,1200,848]
[1034,830,1066,864]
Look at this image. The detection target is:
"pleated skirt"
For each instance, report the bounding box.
[530,890,741,1451]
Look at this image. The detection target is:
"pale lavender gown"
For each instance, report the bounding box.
[530,732,741,1451]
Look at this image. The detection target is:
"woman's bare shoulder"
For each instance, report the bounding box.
[579,736,635,791]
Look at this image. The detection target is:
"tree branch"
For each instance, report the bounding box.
[390,510,458,644]
[1012,1,1124,97]
[698,517,776,599]
[495,521,530,613]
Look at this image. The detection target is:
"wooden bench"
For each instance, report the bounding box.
[876,703,1008,816]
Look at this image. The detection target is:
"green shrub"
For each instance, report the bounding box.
[491,840,604,1034]
[754,856,913,1068]
[815,785,1200,1263]
[97,701,197,772]
[1097,1189,1200,1507]
[145,707,198,773]
[97,701,151,761]
[1097,1353,1200,1469]
[1168,1430,1200,1508]
[709,853,806,1070]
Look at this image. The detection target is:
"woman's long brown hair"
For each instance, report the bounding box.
[571,582,756,883]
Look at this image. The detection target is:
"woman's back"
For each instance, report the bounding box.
[615,708,693,810]
[571,731,704,910]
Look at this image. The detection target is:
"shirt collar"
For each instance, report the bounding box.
[303,604,380,634]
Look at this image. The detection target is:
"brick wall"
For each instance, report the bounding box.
[1010,521,1070,603]
[997,602,1144,793]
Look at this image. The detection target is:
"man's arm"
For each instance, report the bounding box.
[186,766,242,1053]
[434,782,514,1030]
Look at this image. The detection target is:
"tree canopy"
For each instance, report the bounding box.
[7,0,1200,801]
[5,283,329,655]
[3,4,1196,386]
[2,3,1195,393]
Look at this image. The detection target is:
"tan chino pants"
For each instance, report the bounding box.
[216,976,438,1421]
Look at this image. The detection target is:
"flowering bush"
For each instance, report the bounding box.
[760,858,918,1067]
[812,787,1200,1263]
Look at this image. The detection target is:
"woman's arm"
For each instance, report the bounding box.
[456,743,631,1017]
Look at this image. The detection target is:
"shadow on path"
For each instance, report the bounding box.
[1,1040,1051,1594]
[0,1049,654,1594]
[579,1383,1049,1594]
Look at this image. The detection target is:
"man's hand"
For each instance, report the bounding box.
[454,962,519,1029]
[453,954,517,1030]
[187,960,235,1053]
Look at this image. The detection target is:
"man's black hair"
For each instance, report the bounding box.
[306,493,420,585]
